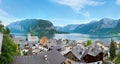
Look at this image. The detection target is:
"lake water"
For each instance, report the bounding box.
[11,33,120,43]
[53,33,120,43]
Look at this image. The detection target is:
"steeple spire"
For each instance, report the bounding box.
[28,26,31,37]
[28,26,30,33]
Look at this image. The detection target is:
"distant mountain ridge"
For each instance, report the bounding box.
[55,18,120,34]
[55,24,80,32]
[8,18,120,35]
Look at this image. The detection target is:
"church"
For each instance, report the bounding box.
[27,29,39,42]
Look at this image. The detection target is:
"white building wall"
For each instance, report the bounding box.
[0,33,3,54]
[28,36,39,42]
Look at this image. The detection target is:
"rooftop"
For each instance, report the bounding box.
[10,50,65,64]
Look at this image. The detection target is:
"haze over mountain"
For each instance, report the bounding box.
[8,18,120,35]
[55,18,120,34]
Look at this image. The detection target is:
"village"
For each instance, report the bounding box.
[2,30,118,64]
[0,27,120,64]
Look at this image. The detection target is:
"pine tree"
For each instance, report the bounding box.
[110,39,116,60]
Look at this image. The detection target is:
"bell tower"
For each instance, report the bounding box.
[27,27,31,41]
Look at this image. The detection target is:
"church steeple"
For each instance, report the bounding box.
[28,27,31,37]
[27,26,39,42]
[28,27,30,33]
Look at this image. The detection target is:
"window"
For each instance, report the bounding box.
[80,52,82,55]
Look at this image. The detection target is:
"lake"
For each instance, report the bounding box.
[11,33,120,43]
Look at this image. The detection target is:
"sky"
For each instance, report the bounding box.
[0,0,120,26]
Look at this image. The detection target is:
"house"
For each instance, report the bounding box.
[10,50,66,64]
[23,43,49,55]
[82,46,104,63]
[60,46,71,55]
[0,32,3,54]
[20,41,34,49]
[64,44,103,64]
[56,39,64,46]
[47,39,57,49]
[95,41,109,52]
[51,45,62,51]
[31,44,48,55]
[64,45,85,62]
[68,40,77,47]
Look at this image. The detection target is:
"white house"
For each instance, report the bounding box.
[0,32,3,54]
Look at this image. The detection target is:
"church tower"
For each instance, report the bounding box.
[27,27,31,41]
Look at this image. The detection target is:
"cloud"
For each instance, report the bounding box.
[51,0,104,16]
[116,0,120,5]
[0,9,19,26]
[50,18,99,26]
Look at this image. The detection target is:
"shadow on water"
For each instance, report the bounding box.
[10,33,55,39]
[36,33,54,39]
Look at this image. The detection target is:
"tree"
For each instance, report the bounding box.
[0,23,19,64]
[85,40,92,47]
[114,52,120,63]
[4,27,10,34]
[109,39,116,60]
[6,27,10,34]
[0,21,10,34]
[0,21,4,33]
[0,35,19,64]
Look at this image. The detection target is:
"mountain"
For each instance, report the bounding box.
[8,19,36,33]
[30,19,58,35]
[8,18,120,35]
[55,24,80,32]
[110,19,120,34]
[55,18,120,34]
[74,18,118,34]
[7,19,58,35]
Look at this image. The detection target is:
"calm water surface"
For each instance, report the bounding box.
[11,33,120,43]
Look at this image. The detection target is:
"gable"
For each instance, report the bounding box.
[64,51,80,62]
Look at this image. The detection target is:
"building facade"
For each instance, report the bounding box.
[0,32,3,54]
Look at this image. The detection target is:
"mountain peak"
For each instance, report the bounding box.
[100,18,114,22]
